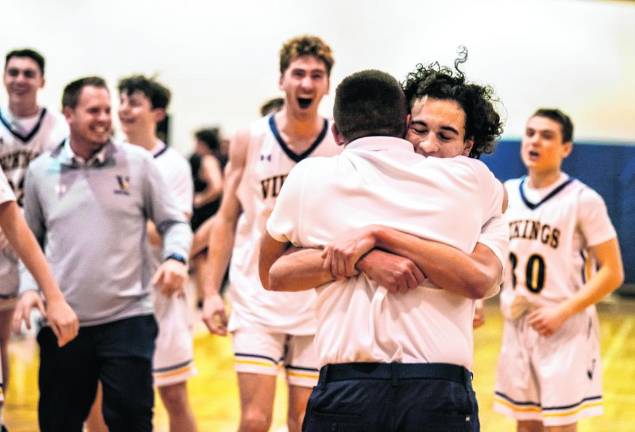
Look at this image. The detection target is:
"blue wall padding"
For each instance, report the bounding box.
[482,140,635,286]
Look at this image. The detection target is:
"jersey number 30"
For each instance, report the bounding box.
[509,252,545,293]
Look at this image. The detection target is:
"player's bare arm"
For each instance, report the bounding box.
[1,201,78,347]
[259,233,332,291]
[528,237,624,336]
[190,216,215,259]
[325,225,502,299]
[261,229,434,294]
[201,129,249,335]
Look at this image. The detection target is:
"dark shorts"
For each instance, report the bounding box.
[303,362,480,432]
[37,315,158,432]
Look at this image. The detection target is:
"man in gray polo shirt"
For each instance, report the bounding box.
[15,76,192,432]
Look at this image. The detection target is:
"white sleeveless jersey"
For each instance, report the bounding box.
[0,107,68,294]
[0,168,16,205]
[228,114,341,334]
[500,174,617,315]
[0,107,68,206]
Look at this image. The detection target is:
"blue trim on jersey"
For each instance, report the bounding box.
[285,364,319,372]
[519,176,575,210]
[234,352,278,364]
[495,391,540,407]
[0,107,48,142]
[153,143,169,159]
[268,114,329,163]
[542,395,603,411]
[153,358,193,373]
[495,391,602,411]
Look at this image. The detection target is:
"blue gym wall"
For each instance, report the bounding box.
[482,141,635,292]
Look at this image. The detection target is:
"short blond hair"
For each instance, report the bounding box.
[279,35,334,76]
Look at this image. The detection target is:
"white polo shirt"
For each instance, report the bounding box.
[267,136,505,369]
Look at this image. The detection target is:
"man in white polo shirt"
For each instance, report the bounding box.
[260,70,505,431]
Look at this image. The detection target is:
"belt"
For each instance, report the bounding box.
[318,362,472,387]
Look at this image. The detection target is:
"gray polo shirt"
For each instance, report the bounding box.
[21,139,192,326]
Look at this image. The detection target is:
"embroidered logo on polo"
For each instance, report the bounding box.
[55,183,68,196]
[114,175,130,195]
[260,154,272,162]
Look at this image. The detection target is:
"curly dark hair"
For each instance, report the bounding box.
[402,49,503,158]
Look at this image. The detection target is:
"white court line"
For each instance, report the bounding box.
[603,317,635,371]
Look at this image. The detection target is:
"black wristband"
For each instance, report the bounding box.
[165,253,187,265]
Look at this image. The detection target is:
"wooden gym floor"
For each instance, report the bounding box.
[4,297,635,431]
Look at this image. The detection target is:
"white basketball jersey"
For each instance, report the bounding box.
[0,107,68,293]
[500,174,617,315]
[0,168,15,205]
[0,107,68,206]
[145,141,193,270]
[228,114,341,334]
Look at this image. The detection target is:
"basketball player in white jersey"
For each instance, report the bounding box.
[493,109,624,431]
[115,75,196,432]
[201,35,338,432]
[0,48,70,419]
